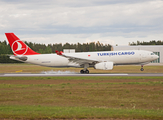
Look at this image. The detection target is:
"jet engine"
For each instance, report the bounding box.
[94,62,113,70]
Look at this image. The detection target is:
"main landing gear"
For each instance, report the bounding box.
[140,65,144,71]
[80,69,89,74]
[80,63,90,74]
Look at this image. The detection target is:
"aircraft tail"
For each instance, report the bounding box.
[5,33,40,56]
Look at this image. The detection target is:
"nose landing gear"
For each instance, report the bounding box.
[140,65,144,71]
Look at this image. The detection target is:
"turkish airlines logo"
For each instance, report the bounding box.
[11,40,28,55]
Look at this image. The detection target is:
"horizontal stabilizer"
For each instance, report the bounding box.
[55,50,63,55]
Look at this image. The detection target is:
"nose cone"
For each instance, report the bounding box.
[154,55,159,60]
[149,52,159,61]
[157,55,159,59]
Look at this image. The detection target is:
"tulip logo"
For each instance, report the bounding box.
[11,40,28,55]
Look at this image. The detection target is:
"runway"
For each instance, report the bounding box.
[1,73,163,77]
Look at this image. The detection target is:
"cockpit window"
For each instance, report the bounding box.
[151,53,155,55]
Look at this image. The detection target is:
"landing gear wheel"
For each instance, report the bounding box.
[80,69,89,74]
[85,69,89,74]
[80,70,84,74]
[140,65,144,71]
[140,68,144,71]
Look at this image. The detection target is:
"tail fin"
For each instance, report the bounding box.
[5,33,40,56]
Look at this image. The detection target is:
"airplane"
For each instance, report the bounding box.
[5,33,159,74]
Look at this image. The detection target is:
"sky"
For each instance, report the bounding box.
[0,0,163,46]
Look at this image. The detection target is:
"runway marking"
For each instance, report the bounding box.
[1,73,128,77]
[1,73,163,77]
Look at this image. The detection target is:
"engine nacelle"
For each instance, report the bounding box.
[94,62,113,70]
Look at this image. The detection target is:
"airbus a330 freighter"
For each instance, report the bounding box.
[5,33,159,74]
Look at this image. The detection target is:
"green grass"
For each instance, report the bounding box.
[0,105,163,119]
[1,76,163,80]
[0,76,163,119]
[0,80,162,89]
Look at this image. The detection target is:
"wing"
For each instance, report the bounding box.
[55,50,99,66]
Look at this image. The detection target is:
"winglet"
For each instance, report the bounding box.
[55,50,63,55]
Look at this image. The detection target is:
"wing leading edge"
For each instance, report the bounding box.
[55,50,99,66]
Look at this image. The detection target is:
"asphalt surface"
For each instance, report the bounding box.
[1,73,163,77]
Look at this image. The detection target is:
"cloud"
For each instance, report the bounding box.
[0,0,163,46]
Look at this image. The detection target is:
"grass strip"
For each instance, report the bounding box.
[0,80,163,89]
[0,105,163,119]
[1,76,163,80]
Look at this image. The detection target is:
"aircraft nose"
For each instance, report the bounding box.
[151,54,159,60]
[154,55,159,60]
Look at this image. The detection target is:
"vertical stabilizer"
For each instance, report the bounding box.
[5,33,40,56]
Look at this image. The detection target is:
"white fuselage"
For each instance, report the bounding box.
[11,50,158,68]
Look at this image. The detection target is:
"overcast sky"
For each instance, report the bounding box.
[0,0,163,46]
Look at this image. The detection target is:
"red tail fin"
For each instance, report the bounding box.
[5,33,40,56]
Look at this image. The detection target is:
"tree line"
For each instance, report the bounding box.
[0,40,111,63]
[1,40,162,63]
[129,40,163,45]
